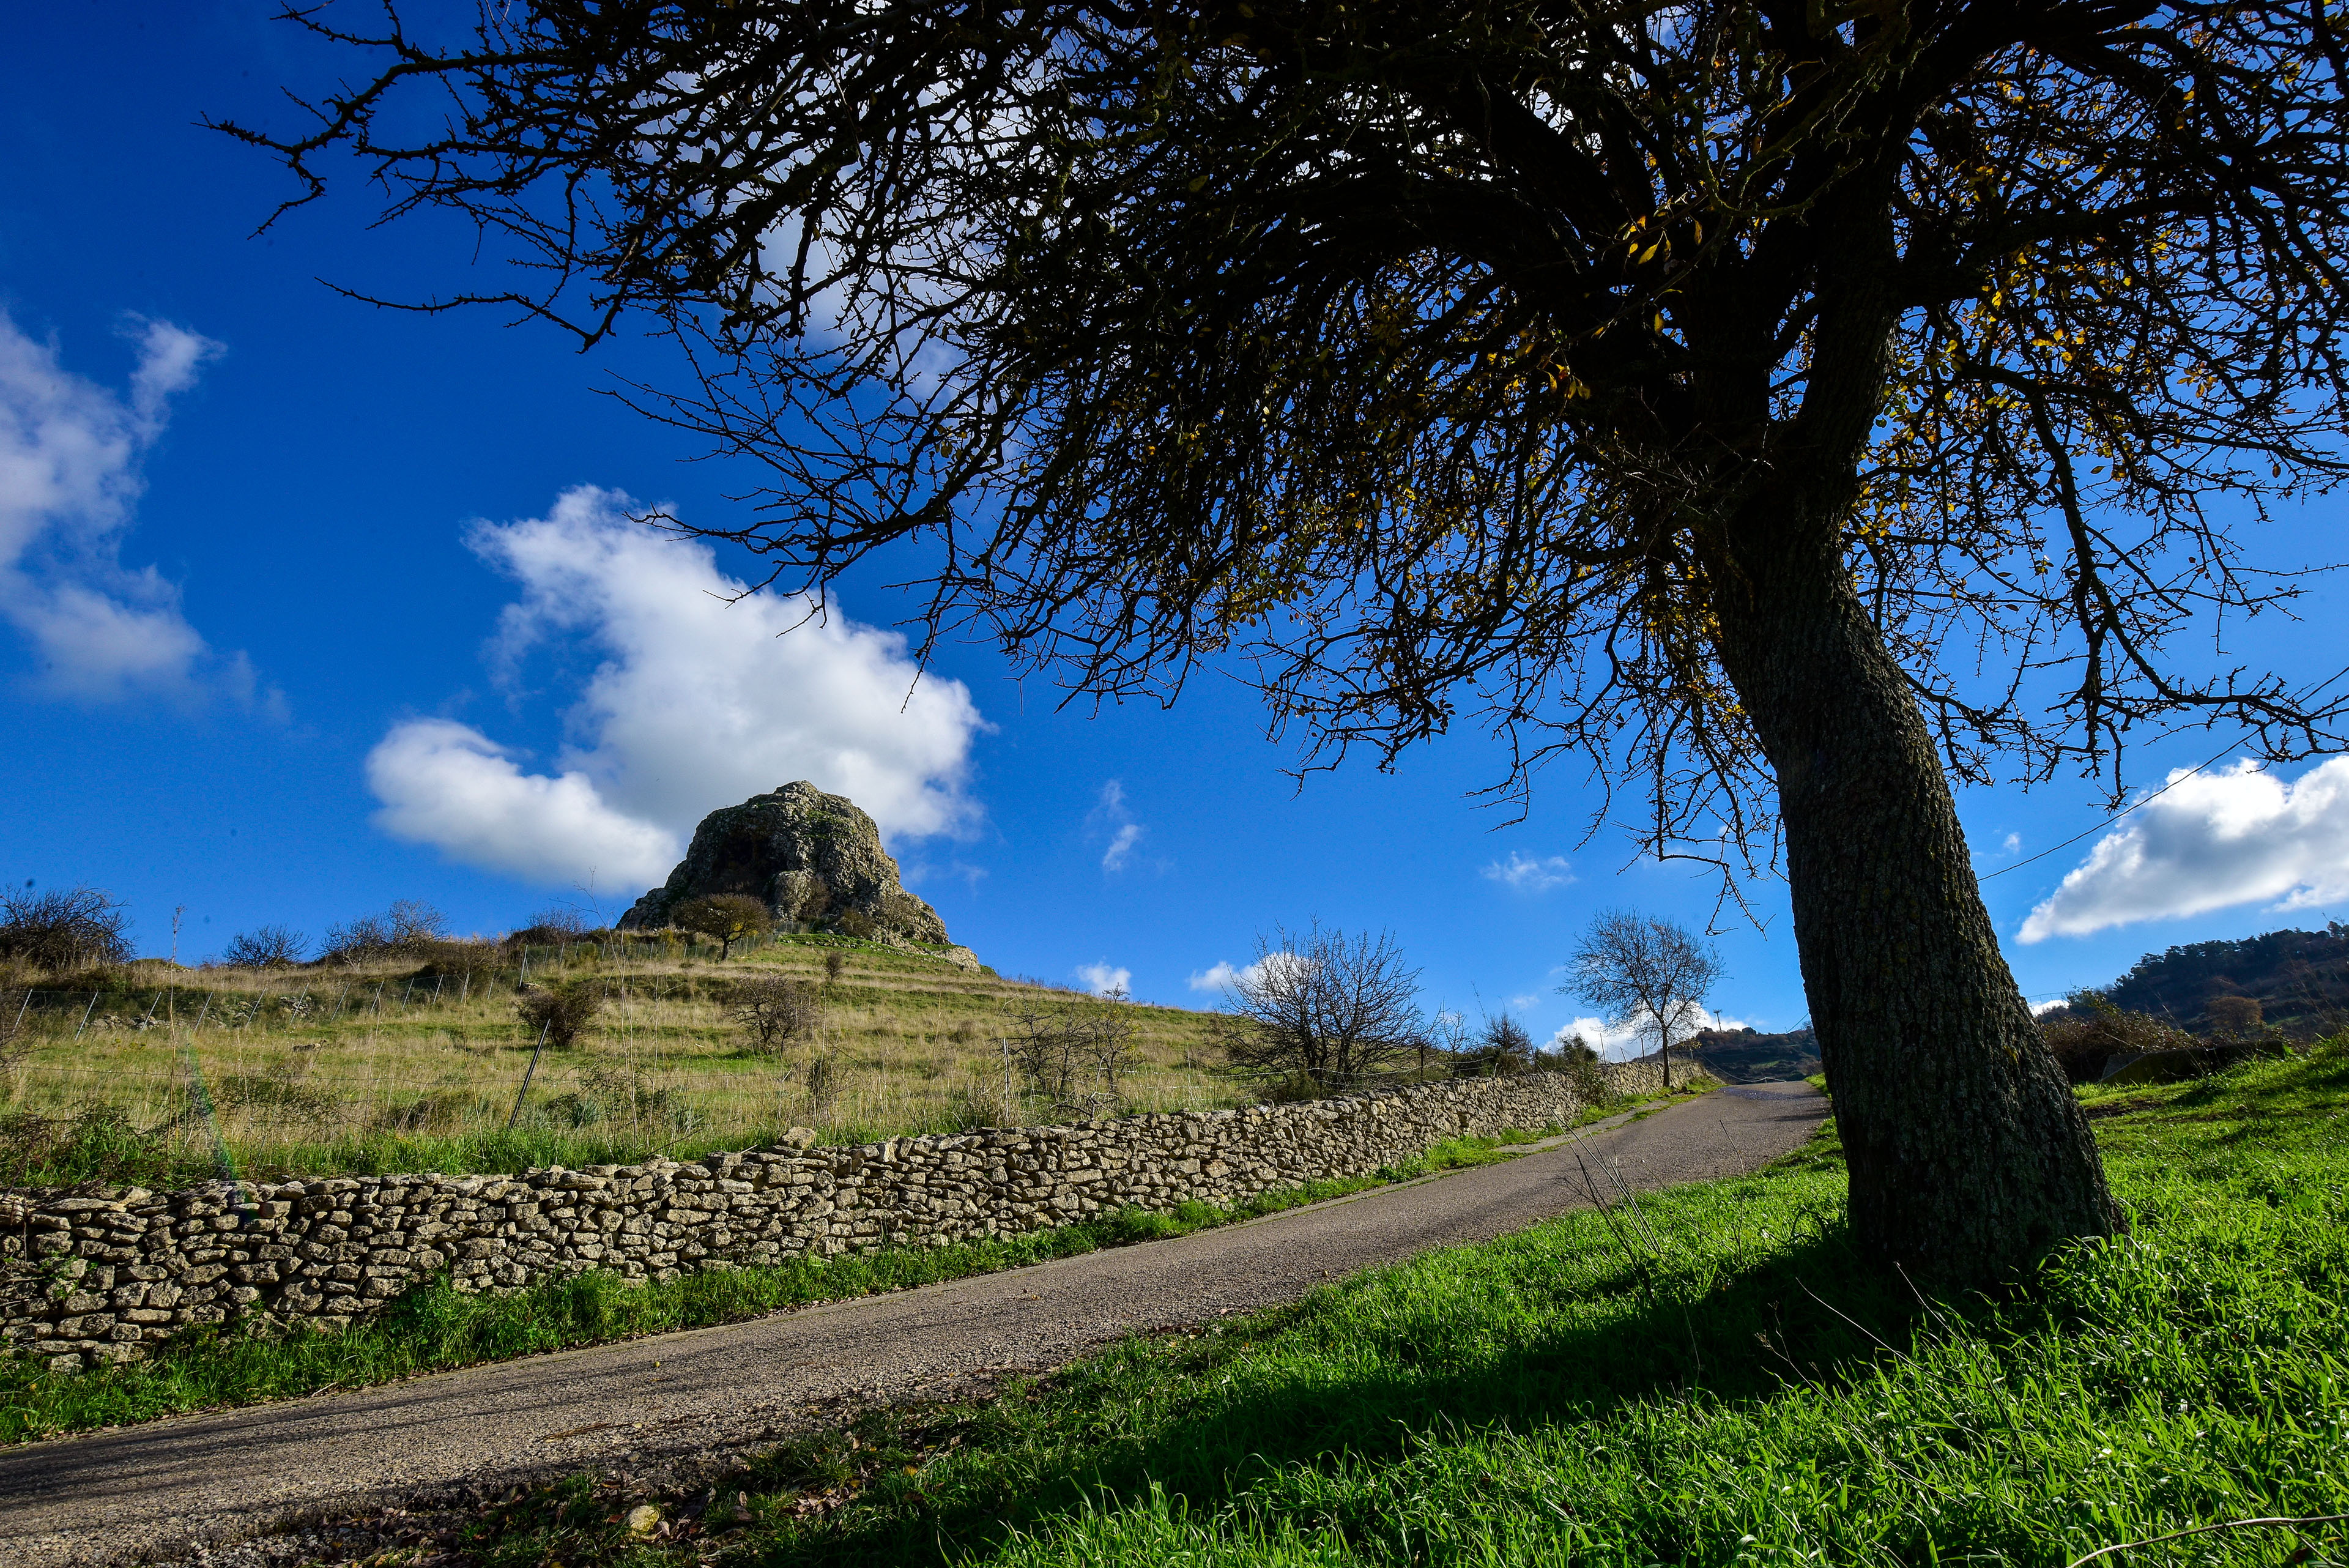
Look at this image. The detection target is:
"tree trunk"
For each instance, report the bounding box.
[1704,498,2120,1282]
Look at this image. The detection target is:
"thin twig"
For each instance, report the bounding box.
[2066,1514,2349,1568]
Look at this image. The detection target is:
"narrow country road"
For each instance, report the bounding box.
[0,1081,1826,1567]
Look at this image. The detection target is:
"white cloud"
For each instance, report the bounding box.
[368,486,986,887]
[367,719,681,887]
[1551,1006,1763,1061]
[1481,851,1575,892]
[1507,993,1540,1011]
[1089,779,1150,873]
[1187,951,1310,995]
[2002,833,2022,855]
[2030,997,2071,1016]
[2019,758,2349,942]
[1075,962,1132,997]
[0,309,254,702]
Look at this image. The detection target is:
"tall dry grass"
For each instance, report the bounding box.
[0,934,1235,1186]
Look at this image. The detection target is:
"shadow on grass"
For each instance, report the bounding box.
[675,1214,1935,1567]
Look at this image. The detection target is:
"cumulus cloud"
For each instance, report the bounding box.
[1187,951,1310,995]
[368,486,986,886]
[1075,962,1132,997]
[1481,850,1575,892]
[368,720,681,887]
[2019,759,2349,942]
[0,309,254,702]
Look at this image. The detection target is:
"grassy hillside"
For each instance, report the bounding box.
[1686,1025,1822,1082]
[0,933,1234,1186]
[425,1043,2347,1567]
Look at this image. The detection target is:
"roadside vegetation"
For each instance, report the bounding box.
[404,1045,2343,1568]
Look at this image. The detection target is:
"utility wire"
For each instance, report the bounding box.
[1981,661,2349,883]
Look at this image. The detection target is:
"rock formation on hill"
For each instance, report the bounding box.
[619,781,953,945]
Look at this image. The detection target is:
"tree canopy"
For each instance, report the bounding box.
[228,0,2349,1277]
[229,0,2349,845]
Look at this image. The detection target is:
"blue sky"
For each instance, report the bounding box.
[5,3,2347,1049]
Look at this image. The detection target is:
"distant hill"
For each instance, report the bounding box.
[2101,923,2349,1036]
[1687,1027,1822,1083]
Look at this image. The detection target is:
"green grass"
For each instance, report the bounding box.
[0,1130,1568,1444]
[430,1045,2348,1568]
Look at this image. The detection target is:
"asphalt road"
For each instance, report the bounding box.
[0,1080,1826,1567]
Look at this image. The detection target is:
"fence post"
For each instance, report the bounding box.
[73,991,98,1041]
[505,1020,553,1131]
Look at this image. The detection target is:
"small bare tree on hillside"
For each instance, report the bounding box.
[733,975,823,1055]
[1565,912,1723,1090]
[1007,987,1137,1121]
[1217,923,1423,1096]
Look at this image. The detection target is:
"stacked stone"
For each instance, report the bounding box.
[0,1064,1662,1372]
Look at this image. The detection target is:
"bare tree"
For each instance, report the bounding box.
[1567,912,1724,1090]
[224,0,2349,1273]
[1217,924,1423,1096]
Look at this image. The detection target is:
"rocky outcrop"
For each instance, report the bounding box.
[618,782,951,944]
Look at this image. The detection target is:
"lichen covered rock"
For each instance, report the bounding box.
[618,782,951,943]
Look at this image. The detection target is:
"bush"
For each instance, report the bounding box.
[414,937,500,983]
[514,983,606,1049]
[221,926,307,969]
[508,905,592,947]
[1453,1013,1536,1078]
[2039,990,2197,1083]
[732,975,823,1053]
[672,893,773,958]
[321,900,449,964]
[837,908,878,940]
[0,885,133,972]
[824,951,847,983]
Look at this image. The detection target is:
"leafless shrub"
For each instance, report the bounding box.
[1008,988,1138,1120]
[732,975,823,1053]
[509,905,592,946]
[1215,923,1423,1095]
[837,908,878,940]
[515,982,606,1049]
[321,899,450,964]
[221,926,308,969]
[2039,991,2197,1083]
[823,951,846,983]
[0,885,134,972]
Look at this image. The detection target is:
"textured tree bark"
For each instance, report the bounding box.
[1703,500,2121,1281]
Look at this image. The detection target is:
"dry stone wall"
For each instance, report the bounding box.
[0,1065,1661,1372]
